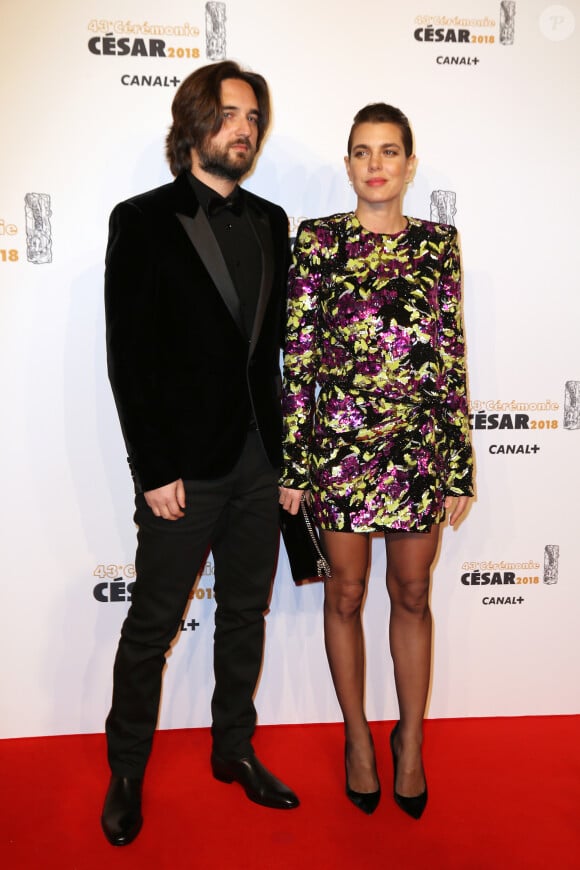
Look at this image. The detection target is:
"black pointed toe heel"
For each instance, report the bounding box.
[344,746,381,815]
[390,723,427,820]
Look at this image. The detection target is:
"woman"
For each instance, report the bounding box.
[279,103,473,817]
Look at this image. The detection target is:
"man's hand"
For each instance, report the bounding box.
[144,479,186,520]
[279,486,306,516]
[445,495,470,526]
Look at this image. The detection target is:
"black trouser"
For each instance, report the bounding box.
[105,432,280,777]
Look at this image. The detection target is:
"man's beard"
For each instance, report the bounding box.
[197,137,256,182]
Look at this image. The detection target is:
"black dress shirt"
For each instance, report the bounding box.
[188,173,261,339]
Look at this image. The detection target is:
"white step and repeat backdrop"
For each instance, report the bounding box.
[1,1,579,739]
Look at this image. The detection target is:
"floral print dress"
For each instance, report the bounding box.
[281,213,473,533]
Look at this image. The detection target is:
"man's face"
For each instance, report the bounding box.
[194,78,260,182]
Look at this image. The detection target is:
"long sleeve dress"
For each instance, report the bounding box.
[280,212,473,533]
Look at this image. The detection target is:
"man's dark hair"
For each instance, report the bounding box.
[347,103,414,158]
[165,61,271,176]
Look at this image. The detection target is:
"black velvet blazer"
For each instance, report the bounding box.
[105,171,290,493]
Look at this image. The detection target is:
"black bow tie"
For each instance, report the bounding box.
[207,192,243,218]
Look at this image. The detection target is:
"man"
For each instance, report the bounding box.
[102,60,298,847]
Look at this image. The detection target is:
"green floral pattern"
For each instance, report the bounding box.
[281,212,473,533]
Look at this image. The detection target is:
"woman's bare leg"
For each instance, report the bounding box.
[385,525,440,796]
[322,530,378,793]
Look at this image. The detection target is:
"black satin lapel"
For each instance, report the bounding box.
[176,210,244,334]
[247,207,274,355]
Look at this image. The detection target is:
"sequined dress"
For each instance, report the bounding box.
[281,213,473,533]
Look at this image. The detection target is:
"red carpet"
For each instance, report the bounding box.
[2,717,579,869]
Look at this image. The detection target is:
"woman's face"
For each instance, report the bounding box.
[345,122,415,207]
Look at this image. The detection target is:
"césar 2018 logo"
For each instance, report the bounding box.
[92,562,215,604]
[460,545,560,605]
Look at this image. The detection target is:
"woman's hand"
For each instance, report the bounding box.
[279,486,307,515]
[445,495,470,526]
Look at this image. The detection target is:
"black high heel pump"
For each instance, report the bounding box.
[344,745,381,815]
[389,723,428,819]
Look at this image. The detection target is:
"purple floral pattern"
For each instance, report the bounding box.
[281,213,473,533]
